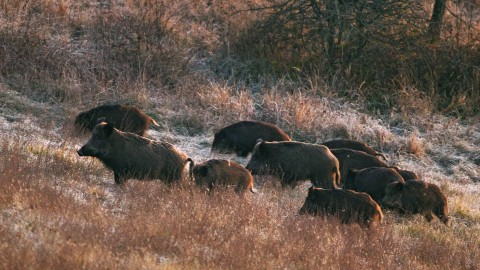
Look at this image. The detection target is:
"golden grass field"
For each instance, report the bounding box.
[1,1,480,269]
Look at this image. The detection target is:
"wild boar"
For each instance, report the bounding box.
[344,167,405,204]
[245,141,340,189]
[392,167,419,181]
[77,122,191,184]
[330,148,389,186]
[192,159,255,195]
[299,186,383,227]
[75,104,159,136]
[382,180,449,225]
[321,139,387,160]
[211,121,292,157]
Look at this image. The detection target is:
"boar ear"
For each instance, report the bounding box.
[257,141,267,153]
[252,140,267,155]
[389,181,404,192]
[103,122,115,137]
[96,117,106,124]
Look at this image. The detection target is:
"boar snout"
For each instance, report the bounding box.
[77,145,95,157]
[77,147,85,156]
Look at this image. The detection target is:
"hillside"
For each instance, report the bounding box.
[1,1,480,269]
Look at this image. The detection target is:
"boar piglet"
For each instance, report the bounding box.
[192,159,255,195]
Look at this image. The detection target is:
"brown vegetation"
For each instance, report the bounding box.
[0,0,480,269]
[1,139,479,269]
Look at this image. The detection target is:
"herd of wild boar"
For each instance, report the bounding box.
[75,104,449,227]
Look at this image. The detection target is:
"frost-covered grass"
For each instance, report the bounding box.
[1,0,480,268]
[1,86,479,269]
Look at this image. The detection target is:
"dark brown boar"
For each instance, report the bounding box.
[382,180,449,225]
[330,148,389,186]
[388,166,419,181]
[299,187,383,227]
[245,141,340,189]
[193,159,255,195]
[211,121,292,157]
[75,104,159,136]
[77,122,191,184]
[344,167,405,204]
[321,139,387,160]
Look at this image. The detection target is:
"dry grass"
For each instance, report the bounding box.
[406,133,426,157]
[1,1,480,269]
[1,138,479,269]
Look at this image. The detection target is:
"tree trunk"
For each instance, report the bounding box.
[428,0,447,42]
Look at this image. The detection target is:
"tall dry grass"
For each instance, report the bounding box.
[1,138,479,269]
[1,1,480,269]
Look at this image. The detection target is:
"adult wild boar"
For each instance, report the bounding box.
[330,148,389,186]
[299,186,383,227]
[75,104,159,136]
[344,167,405,204]
[321,139,387,160]
[192,159,255,195]
[211,121,292,157]
[392,167,419,181]
[246,141,340,189]
[77,122,192,184]
[382,180,449,225]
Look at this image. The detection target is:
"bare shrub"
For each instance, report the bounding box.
[227,0,480,116]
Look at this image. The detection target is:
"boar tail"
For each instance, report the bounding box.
[186,158,195,181]
[377,206,384,223]
[334,166,341,189]
[150,117,160,127]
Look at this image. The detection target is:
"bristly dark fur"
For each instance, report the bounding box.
[344,167,405,204]
[246,141,340,189]
[78,122,189,184]
[211,121,291,157]
[75,104,159,136]
[299,187,383,227]
[192,159,255,195]
[321,139,388,161]
[383,180,449,225]
[330,148,389,187]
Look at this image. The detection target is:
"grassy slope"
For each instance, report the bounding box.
[1,83,479,269]
[1,1,480,269]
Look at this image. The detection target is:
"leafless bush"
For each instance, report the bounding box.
[229,0,480,116]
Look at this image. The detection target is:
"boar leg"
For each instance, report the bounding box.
[114,173,126,185]
[434,208,449,225]
[424,212,434,222]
